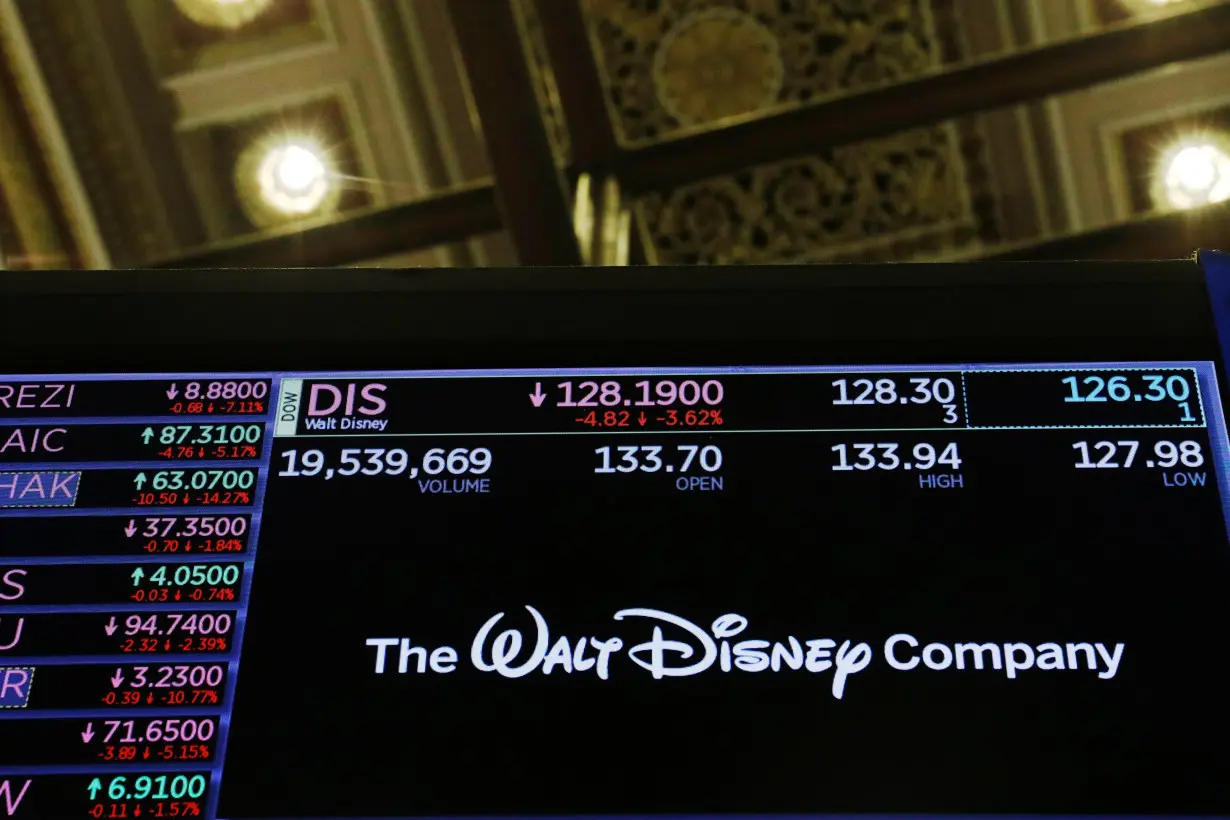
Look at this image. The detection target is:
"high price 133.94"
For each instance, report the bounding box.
[831,442,962,471]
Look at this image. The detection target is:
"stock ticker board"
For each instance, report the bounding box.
[0,366,1227,819]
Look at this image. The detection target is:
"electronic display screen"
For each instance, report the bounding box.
[0,360,1229,820]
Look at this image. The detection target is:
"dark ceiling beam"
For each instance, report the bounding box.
[147,183,501,269]
[617,2,1230,194]
[446,0,583,266]
[0,30,78,269]
[532,0,620,170]
[92,2,207,252]
[531,0,647,265]
[976,204,1230,261]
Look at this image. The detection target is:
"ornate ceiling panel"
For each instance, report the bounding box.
[584,0,966,144]
[638,119,997,264]
[581,0,1037,263]
[3,0,1227,268]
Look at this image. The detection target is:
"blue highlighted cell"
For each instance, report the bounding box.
[0,471,80,508]
[0,668,34,708]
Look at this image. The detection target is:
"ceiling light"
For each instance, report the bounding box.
[259,142,330,213]
[172,0,275,30]
[1119,0,1190,12]
[235,134,341,228]
[1152,134,1230,211]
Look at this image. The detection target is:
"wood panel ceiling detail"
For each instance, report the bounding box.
[4,0,1229,269]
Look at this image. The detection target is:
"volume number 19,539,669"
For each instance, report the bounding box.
[277,448,491,479]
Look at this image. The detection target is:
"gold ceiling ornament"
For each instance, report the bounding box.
[638,124,985,265]
[233,134,342,229]
[585,0,957,144]
[652,8,785,127]
[171,0,276,30]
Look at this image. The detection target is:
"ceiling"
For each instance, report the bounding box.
[0,0,1228,271]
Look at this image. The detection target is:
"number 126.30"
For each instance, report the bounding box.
[1062,374,1196,422]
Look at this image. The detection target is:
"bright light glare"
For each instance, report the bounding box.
[1151,138,1230,210]
[275,145,325,193]
[172,0,274,30]
[1155,138,1230,210]
[1121,0,1189,10]
[256,140,333,215]
[1119,0,1191,13]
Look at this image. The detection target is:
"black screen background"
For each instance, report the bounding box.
[217,417,1230,817]
[3,264,1229,818]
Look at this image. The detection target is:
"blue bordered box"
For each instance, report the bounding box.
[1201,249,1230,368]
[0,667,34,708]
[0,470,80,508]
